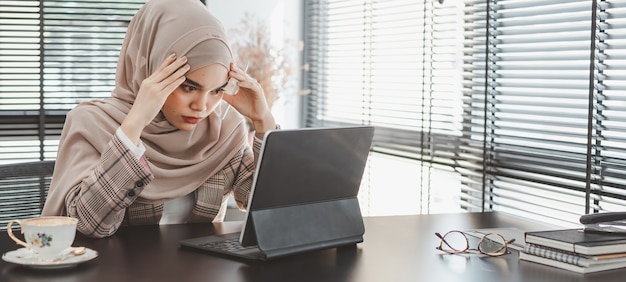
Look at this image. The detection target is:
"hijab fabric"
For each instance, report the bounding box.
[43,0,247,215]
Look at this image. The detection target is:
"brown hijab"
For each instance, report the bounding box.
[43,0,247,215]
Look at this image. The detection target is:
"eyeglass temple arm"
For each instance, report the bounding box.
[435,232,457,250]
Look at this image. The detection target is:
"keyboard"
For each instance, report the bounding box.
[199,238,256,252]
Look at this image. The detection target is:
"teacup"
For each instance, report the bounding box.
[7,216,78,260]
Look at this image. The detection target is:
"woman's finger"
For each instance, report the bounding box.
[161,76,186,96]
[228,69,248,82]
[159,63,189,90]
[237,80,262,94]
[154,53,177,74]
[152,55,188,83]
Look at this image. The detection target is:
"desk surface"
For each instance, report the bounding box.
[2,212,626,282]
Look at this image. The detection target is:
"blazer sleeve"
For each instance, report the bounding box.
[64,134,154,238]
[229,136,263,210]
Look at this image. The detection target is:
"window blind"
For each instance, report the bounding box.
[304,0,463,158]
[0,0,143,164]
[303,0,467,215]
[590,0,626,213]
[465,0,595,225]
[305,0,626,225]
[468,0,626,225]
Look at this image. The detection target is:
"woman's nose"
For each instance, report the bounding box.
[190,93,209,112]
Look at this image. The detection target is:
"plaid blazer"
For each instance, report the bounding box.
[64,134,261,238]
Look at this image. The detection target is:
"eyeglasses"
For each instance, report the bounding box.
[435,230,515,257]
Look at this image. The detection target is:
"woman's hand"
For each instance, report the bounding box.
[121,54,189,144]
[221,63,276,133]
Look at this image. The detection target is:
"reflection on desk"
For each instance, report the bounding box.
[3,212,626,282]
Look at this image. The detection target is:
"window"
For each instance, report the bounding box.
[0,0,143,163]
[303,0,467,216]
[304,0,626,226]
[477,0,626,226]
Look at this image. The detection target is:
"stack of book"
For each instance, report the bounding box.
[520,229,626,273]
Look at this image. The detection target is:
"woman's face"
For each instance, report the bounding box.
[161,63,229,131]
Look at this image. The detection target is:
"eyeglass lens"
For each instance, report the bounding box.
[438,231,468,253]
[477,233,507,256]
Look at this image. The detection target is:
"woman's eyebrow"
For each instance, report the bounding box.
[184,78,228,91]
[184,78,204,89]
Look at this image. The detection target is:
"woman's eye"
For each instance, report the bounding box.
[181,84,197,92]
[211,88,225,96]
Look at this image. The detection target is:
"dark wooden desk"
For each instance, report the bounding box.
[2,212,626,282]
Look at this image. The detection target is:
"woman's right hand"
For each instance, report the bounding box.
[121,54,189,144]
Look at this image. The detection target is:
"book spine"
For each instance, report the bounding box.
[524,243,591,267]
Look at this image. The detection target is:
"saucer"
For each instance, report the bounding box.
[2,247,98,270]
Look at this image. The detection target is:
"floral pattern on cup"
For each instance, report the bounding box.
[29,233,52,248]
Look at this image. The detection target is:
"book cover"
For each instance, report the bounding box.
[519,252,626,274]
[525,229,626,255]
[524,243,626,267]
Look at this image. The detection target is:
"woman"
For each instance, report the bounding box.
[42,0,276,238]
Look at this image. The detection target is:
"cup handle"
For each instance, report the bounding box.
[7,219,29,249]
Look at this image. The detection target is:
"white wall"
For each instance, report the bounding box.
[206,0,303,129]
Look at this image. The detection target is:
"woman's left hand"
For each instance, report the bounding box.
[221,63,276,133]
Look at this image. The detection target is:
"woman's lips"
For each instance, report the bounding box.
[182,116,201,124]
